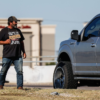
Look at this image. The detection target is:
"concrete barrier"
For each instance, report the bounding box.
[0,65,56,84]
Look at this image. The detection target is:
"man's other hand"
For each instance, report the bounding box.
[23,53,26,59]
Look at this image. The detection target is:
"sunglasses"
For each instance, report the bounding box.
[15,21,17,23]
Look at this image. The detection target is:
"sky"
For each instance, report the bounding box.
[0,0,100,55]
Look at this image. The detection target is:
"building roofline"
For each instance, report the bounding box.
[0,18,43,24]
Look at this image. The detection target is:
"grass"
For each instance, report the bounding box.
[0,87,100,100]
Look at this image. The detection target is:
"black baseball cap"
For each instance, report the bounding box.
[8,16,20,22]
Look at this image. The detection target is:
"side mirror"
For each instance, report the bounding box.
[71,30,78,40]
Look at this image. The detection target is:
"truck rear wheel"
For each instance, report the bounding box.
[53,61,77,89]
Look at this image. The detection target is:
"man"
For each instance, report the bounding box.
[0,16,26,89]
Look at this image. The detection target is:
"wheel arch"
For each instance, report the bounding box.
[57,51,75,75]
[57,52,71,62]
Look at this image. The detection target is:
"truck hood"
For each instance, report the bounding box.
[60,38,72,48]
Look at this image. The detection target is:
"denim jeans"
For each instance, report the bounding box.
[0,57,23,88]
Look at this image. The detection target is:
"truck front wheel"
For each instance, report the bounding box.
[53,61,77,89]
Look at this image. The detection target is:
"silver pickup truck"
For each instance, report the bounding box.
[53,14,100,89]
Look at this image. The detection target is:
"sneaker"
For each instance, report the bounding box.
[0,85,3,89]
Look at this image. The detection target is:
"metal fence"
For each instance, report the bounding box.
[0,56,57,66]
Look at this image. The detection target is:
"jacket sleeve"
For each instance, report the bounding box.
[0,28,6,41]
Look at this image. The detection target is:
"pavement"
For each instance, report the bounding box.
[4,83,100,90]
[5,83,53,89]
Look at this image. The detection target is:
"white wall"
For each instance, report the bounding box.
[0,65,56,84]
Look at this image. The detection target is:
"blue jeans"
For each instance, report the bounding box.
[0,57,23,88]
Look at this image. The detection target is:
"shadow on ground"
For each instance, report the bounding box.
[77,80,100,87]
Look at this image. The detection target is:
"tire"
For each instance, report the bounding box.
[53,61,77,89]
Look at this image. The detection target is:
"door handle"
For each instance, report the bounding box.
[70,42,75,45]
[91,43,96,47]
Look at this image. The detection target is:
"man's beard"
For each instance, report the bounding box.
[12,24,17,28]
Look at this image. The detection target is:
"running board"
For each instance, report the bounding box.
[74,77,100,80]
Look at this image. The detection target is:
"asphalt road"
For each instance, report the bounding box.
[4,83,100,90]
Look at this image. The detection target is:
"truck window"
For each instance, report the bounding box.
[83,17,100,40]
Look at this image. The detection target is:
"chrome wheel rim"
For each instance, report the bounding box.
[54,67,65,88]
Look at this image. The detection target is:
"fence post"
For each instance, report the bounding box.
[36,57,38,66]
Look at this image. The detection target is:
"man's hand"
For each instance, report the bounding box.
[0,39,11,45]
[5,39,11,44]
[23,53,26,59]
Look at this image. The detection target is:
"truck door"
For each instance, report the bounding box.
[74,17,100,76]
[95,36,100,75]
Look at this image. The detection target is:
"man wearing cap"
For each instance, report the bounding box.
[0,16,26,89]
